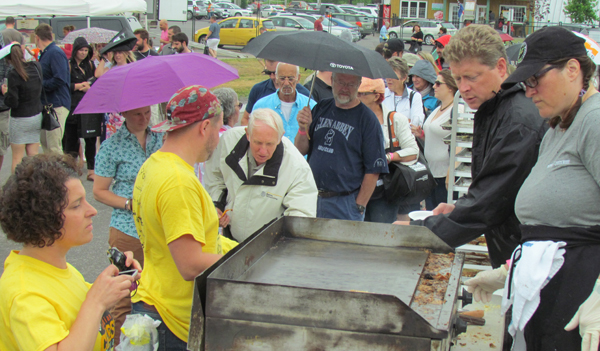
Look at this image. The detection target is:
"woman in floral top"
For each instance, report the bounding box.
[92,105,163,345]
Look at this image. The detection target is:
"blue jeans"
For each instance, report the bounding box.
[131,302,188,351]
[364,193,402,223]
[317,192,365,221]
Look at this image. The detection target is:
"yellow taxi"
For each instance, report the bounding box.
[194,17,276,47]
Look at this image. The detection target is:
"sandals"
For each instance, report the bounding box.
[87,174,95,182]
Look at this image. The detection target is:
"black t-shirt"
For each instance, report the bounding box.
[412,31,423,42]
[134,49,159,61]
[308,98,388,193]
[303,76,333,103]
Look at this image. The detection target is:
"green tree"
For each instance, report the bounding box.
[564,0,599,24]
[241,0,248,9]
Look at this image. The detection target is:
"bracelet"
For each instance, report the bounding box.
[298,129,307,135]
[125,198,130,211]
[388,152,394,162]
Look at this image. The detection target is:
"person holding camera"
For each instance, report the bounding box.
[0,154,141,350]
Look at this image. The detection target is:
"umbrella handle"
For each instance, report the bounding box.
[307,70,317,108]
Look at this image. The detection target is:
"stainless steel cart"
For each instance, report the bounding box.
[189,216,471,350]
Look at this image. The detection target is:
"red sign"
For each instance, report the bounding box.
[383,5,390,27]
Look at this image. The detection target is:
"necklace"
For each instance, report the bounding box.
[138,50,148,58]
[440,101,453,111]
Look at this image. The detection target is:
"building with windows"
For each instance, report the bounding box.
[391,0,530,36]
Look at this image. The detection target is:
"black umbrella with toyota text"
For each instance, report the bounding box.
[241,31,397,79]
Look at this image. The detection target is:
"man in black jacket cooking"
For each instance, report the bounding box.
[397,25,548,268]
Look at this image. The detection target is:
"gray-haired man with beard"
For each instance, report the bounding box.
[295,72,388,221]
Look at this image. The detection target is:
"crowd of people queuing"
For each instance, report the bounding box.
[0,16,598,351]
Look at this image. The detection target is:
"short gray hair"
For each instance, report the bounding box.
[248,108,284,139]
[212,87,238,125]
[387,57,409,79]
[331,72,362,85]
[275,62,300,76]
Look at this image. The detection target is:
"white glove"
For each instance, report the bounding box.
[565,279,600,351]
[464,265,508,303]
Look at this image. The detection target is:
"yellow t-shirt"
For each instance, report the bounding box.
[132,151,236,342]
[0,251,114,351]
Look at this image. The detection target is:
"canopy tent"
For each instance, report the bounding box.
[0,0,147,17]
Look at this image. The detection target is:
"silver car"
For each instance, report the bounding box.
[215,2,253,17]
[388,20,457,45]
[187,0,208,20]
[292,14,359,42]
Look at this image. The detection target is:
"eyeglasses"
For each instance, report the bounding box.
[263,69,276,76]
[237,102,243,108]
[523,65,559,89]
[357,92,378,96]
[334,80,359,89]
[277,76,297,83]
[434,81,446,87]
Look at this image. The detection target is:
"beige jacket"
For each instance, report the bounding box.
[205,127,318,242]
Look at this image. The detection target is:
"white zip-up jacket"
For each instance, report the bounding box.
[205,126,318,242]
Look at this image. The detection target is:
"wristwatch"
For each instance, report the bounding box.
[356,204,366,214]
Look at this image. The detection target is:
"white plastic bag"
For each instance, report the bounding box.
[116,314,161,351]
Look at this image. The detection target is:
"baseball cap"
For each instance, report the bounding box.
[402,52,420,67]
[151,85,222,133]
[502,26,587,89]
[384,38,404,54]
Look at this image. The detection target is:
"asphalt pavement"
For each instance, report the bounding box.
[0,22,433,281]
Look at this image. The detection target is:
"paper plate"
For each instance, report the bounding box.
[408,210,434,221]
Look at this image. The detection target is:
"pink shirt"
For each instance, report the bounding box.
[160,30,168,48]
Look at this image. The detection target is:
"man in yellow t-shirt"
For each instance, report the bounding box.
[131,85,237,349]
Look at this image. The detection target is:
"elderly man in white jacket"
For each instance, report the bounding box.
[205,108,318,242]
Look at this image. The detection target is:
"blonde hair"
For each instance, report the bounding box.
[111,50,136,66]
[248,108,284,139]
[388,57,409,79]
[418,52,440,74]
[443,25,507,68]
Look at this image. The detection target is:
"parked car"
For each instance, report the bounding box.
[269,15,314,31]
[188,0,208,19]
[331,13,374,38]
[272,4,286,12]
[260,5,281,17]
[287,1,311,10]
[356,7,378,17]
[215,2,252,17]
[388,20,457,44]
[292,14,358,42]
[328,17,361,41]
[210,3,229,18]
[194,17,275,46]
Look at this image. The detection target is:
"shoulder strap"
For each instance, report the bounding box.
[409,90,415,108]
[386,111,399,149]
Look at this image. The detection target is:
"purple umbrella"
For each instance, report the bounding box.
[75,53,239,114]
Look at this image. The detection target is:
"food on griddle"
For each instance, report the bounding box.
[413,253,455,305]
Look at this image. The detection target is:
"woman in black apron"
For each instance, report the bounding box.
[465,26,600,350]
